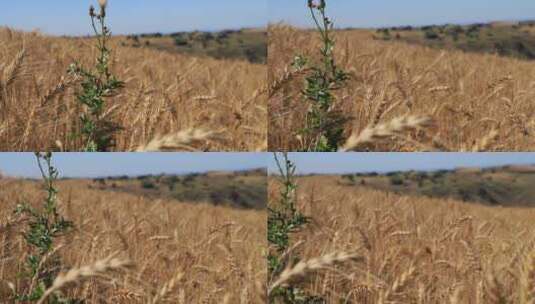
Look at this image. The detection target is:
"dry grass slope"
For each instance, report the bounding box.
[0,28,267,151]
[0,179,266,303]
[269,24,535,151]
[269,175,535,303]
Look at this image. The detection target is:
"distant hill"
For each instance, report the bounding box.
[338,165,535,207]
[370,20,535,61]
[118,28,267,64]
[87,168,267,209]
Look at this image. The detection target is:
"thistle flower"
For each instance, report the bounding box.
[308,0,325,9]
[98,0,107,9]
[98,0,107,17]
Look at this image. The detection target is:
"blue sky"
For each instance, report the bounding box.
[270,0,535,28]
[268,153,535,174]
[0,0,266,36]
[0,153,268,178]
[3,153,535,178]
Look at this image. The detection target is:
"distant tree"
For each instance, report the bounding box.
[390,175,404,186]
[445,25,463,41]
[95,178,106,185]
[183,173,199,184]
[415,172,428,181]
[245,44,267,63]
[174,37,189,46]
[494,42,507,55]
[515,41,535,59]
[424,29,440,40]
[210,192,224,205]
[418,179,425,188]
[345,174,356,183]
[167,175,180,184]
[202,32,214,40]
[432,171,446,181]
[381,28,391,40]
[217,32,229,41]
[466,26,480,39]
[141,180,156,189]
[230,189,241,203]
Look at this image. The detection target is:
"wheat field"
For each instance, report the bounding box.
[269,175,535,303]
[0,178,266,303]
[269,25,535,151]
[0,27,267,151]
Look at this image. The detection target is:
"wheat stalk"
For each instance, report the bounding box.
[28,245,65,293]
[149,271,184,304]
[523,250,535,304]
[269,65,309,98]
[39,75,77,106]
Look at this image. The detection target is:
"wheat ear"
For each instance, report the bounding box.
[340,116,433,152]
[524,250,535,304]
[135,128,219,152]
[37,253,133,304]
[268,251,362,294]
[2,48,26,88]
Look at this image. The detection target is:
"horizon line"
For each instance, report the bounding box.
[268,163,535,175]
[0,24,268,37]
[0,167,267,180]
[269,17,535,30]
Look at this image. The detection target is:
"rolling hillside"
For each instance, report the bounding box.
[268,174,535,303]
[121,29,267,64]
[339,165,535,207]
[0,176,266,303]
[88,168,267,209]
[373,20,535,61]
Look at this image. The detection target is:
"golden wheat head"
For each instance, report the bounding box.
[340,115,433,152]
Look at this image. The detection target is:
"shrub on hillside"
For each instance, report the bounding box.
[424,29,440,40]
[141,180,156,189]
[390,175,405,186]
